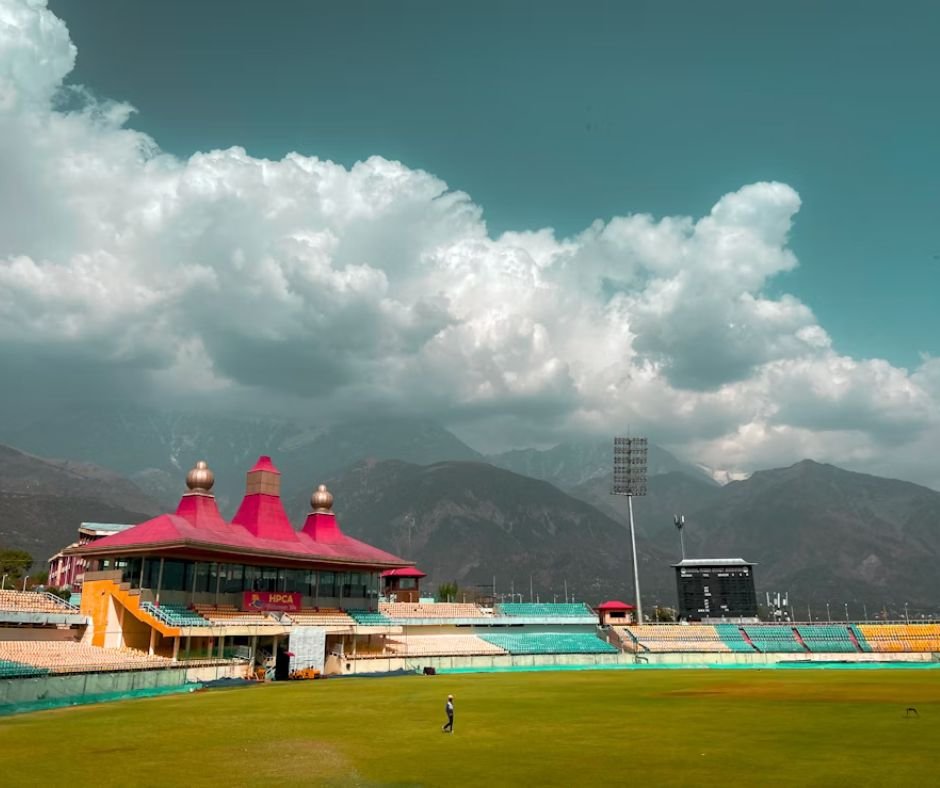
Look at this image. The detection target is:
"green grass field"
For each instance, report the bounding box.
[1,669,939,787]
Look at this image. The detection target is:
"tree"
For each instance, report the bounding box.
[653,606,676,622]
[0,549,33,585]
[436,581,459,602]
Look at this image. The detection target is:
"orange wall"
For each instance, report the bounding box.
[80,576,180,648]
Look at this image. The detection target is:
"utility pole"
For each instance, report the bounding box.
[674,514,686,561]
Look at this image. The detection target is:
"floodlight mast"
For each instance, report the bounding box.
[674,514,686,561]
[613,437,648,623]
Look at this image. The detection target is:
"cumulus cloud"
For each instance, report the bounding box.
[0,0,938,488]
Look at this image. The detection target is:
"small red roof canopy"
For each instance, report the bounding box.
[597,600,635,611]
[381,567,427,579]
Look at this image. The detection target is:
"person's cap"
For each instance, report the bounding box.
[448,694,453,699]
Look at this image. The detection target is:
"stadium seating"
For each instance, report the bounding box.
[380,602,485,619]
[346,609,392,626]
[386,635,508,657]
[141,602,213,627]
[714,624,757,652]
[497,603,593,617]
[622,625,731,653]
[857,624,940,652]
[0,641,173,674]
[288,608,355,626]
[849,625,873,652]
[795,625,858,653]
[742,626,805,653]
[478,632,618,655]
[0,658,48,678]
[193,604,280,625]
[0,590,76,613]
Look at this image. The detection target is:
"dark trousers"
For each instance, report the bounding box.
[442,713,454,732]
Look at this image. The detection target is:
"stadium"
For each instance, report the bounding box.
[2,454,939,785]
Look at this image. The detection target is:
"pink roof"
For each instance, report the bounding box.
[381,567,427,579]
[597,600,635,611]
[71,456,410,569]
[232,491,297,541]
[248,455,280,474]
[75,511,408,567]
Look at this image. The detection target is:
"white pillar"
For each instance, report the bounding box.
[172,637,180,662]
[155,557,165,606]
[148,626,157,656]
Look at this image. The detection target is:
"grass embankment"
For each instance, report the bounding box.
[1,670,938,786]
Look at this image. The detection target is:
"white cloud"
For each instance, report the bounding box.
[0,0,938,489]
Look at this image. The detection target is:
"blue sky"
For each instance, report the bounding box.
[1,0,939,486]
[50,0,940,367]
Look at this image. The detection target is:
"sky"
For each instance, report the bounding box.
[1,0,939,487]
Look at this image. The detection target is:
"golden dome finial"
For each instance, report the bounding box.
[186,460,215,494]
[311,483,334,513]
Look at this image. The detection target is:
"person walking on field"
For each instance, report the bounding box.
[442,694,454,733]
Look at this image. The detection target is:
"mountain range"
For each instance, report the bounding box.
[1,408,939,615]
[0,443,162,563]
[2,408,480,512]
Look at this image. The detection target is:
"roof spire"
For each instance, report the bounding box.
[185,460,215,495]
[311,483,334,513]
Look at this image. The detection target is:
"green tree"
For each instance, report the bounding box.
[653,606,676,622]
[0,548,33,585]
[437,581,459,602]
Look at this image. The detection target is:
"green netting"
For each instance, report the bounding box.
[0,683,199,716]
[0,660,48,679]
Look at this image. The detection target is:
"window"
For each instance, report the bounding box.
[319,571,336,597]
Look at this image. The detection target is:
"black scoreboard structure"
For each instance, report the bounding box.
[674,558,758,622]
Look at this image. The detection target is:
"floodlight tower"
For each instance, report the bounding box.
[612,437,648,623]
[674,514,686,561]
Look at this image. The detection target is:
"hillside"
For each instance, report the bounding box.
[682,461,940,615]
[322,459,676,605]
[487,440,715,490]
[3,408,481,513]
[0,444,162,567]
[574,459,940,615]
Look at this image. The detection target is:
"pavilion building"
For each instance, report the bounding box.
[69,456,412,670]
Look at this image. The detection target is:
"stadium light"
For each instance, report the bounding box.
[21,575,29,592]
[612,436,648,622]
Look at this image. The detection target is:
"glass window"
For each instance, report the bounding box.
[261,566,277,592]
[219,564,244,593]
[194,562,210,593]
[319,571,336,597]
[162,560,187,591]
[245,565,262,591]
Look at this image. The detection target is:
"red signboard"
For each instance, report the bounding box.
[242,591,302,612]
